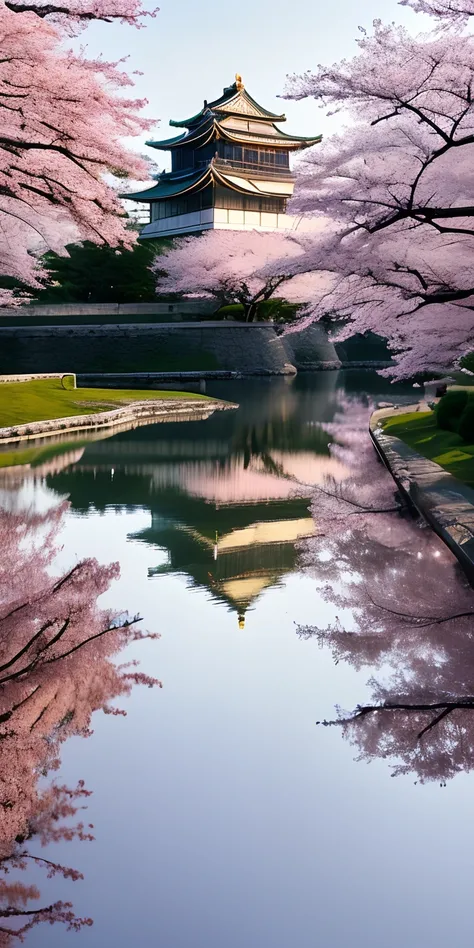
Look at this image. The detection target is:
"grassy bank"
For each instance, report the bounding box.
[382,410,474,487]
[0,378,207,428]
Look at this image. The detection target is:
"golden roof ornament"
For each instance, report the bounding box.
[238,614,246,630]
[235,73,244,91]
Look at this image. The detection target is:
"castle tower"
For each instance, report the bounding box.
[126,75,321,239]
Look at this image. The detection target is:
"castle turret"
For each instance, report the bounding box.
[125,75,321,238]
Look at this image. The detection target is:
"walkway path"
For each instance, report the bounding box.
[370,404,474,584]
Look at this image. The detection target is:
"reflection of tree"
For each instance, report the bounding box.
[299,399,474,783]
[0,501,160,942]
[234,420,330,474]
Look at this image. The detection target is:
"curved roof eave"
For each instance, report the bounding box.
[169,110,211,129]
[145,131,188,149]
[169,85,287,128]
[123,160,294,203]
[212,166,290,198]
[146,118,215,150]
[219,125,322,149]
[121,167,212,202]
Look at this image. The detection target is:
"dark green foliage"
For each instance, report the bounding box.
[335,332,392,363]
[35,240,166,304]
[436,389,468,431]
[259,299,301,323]
[215,300,301,322]
[212,303,243,319]
[458,400,474,443]
[460,352,474,373]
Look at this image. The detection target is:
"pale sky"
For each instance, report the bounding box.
[80,0,427,173]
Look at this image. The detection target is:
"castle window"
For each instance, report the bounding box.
[152,185,217,220]
[275,151,289,167]
[217,144,289,169]
[244,148,258,165]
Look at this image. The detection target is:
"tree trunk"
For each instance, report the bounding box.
[244,301,258,322]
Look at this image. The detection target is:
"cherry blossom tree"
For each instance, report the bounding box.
[274,1,474,379]
[0,498,160,940]
[0,0,158,305]
[297,397,474,782]
[153,230,323,322]
[400,0,474,27]
[1,781,95,945]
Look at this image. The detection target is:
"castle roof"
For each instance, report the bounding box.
[145,78,321,152]
[124,167,211,202]
[123,77,321,208]
[168,80,287,128]
[124,161,297,203]
[145,119,321,152]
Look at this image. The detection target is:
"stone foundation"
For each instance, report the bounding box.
[0,321,340,377]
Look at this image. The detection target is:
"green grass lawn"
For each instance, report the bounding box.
[0,378,207,428]
[382,410,474,487]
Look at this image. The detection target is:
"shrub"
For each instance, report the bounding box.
[258,299,301,322]
[436,390,468,431]
[458,400,474,443]
[214,304,243,320]
[460,352,474,374]
[215,300,302,322]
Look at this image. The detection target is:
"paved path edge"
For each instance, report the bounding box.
[370,405,474,585]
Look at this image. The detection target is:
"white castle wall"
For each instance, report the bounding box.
[140,208,315,238]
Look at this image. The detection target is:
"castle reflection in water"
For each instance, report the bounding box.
[41,373,408,625]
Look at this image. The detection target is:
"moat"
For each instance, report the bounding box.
[3,371,473,948]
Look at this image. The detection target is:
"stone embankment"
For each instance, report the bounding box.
[0,372,77,385]
[370,404,474,584]
[0,321,341,377]
[0,301,218,320]
[0,397,236,445]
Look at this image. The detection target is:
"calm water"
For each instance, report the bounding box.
[3,372,474,948]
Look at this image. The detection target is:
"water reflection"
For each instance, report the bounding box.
[1,371,464,948]
[24,372,416,632]
[0,493,159,942]
[298,397,474,783]
[43,375,361,625]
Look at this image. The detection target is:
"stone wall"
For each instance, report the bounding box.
[0,301,218,320]
[0,322,340,376]
[285,324,341,370]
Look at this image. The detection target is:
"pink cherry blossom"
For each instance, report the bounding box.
[0,499,161,941]
[400,0,474,28]
[154,230,323,322]
[274,3,474,378]
[0,0,158,304]
[299,398,474,782]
